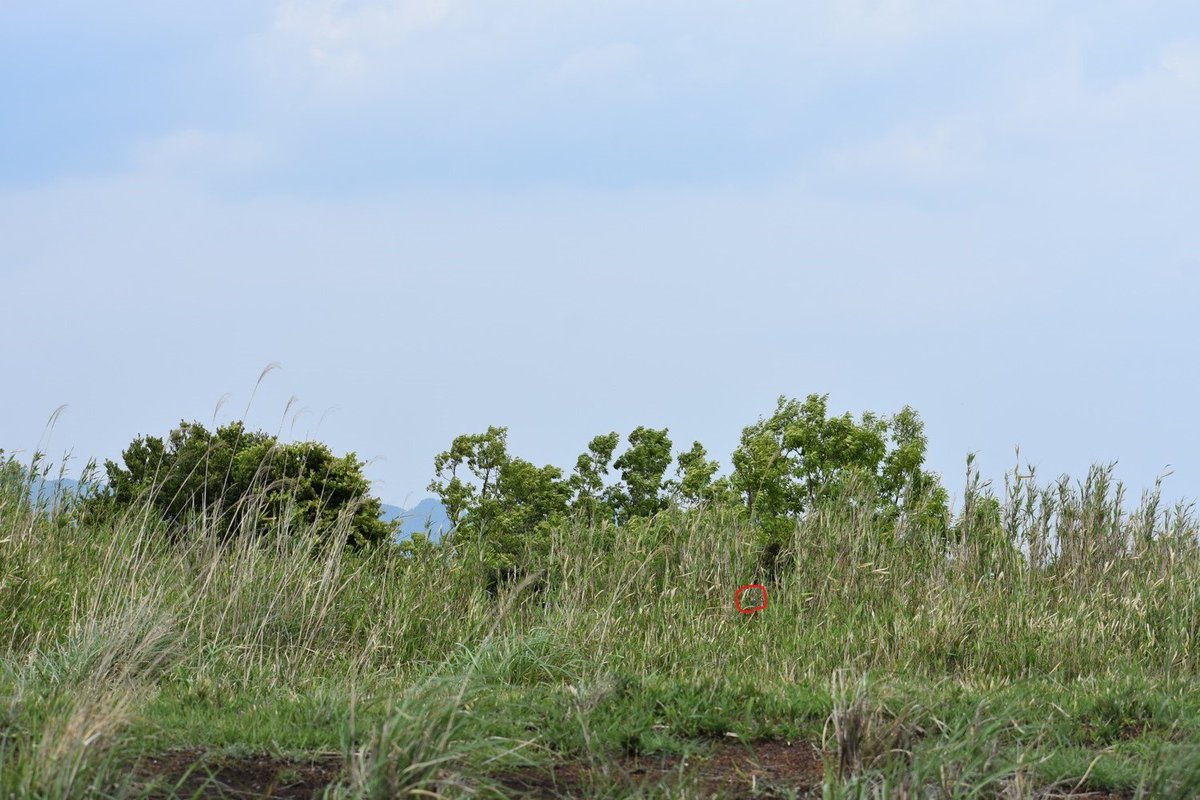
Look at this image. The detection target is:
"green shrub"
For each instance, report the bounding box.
[95,421,394,547]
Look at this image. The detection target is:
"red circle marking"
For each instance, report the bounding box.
[735,584,768,614]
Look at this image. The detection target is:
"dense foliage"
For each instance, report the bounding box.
[0,449,23,504]
[98,421,394,546]
[429,394,948,571]
[730,395,948,540]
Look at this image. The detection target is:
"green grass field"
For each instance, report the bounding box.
[3,458,1200,798]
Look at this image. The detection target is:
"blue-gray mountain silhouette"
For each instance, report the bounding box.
[380,497,451,540]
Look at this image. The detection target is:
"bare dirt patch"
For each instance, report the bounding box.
[136,749,343,799]
[132,741,824,799]
[131,741,1135,799]
[495,738,825,798]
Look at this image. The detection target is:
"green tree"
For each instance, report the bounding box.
[428,426,509,531]
[611,426,673,522]
[730,394,946,536]
[99,421,393,546]
[568,432,620,524]
[878,406,950,535]
[0,449,26,509]
[488,458,572,562]
[729,400,808,536]
[428,427,571,569]
[668,441,722,507]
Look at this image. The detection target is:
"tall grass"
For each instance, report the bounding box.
[2,449,1199,797]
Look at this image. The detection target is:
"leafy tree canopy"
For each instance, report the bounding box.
[612,426,673,522]
[0,450,25,507]
[428,427,571,555]
[730,394,947,537]
[429,395,947,576]
[100,421,393,546]
[568,432,621,525]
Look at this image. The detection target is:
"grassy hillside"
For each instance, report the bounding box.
[2,457,1200,798]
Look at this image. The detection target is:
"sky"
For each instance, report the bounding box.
[3,1,1199,508]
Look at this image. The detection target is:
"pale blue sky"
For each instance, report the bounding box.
[4,1,1199,506]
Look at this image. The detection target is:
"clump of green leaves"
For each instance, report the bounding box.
[0,449,26,511]
[430,394,947,580]
[427,426,571,572]
[731,394,948,542]
[96,420,394,546]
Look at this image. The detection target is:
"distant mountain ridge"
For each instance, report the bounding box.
[27,478,96,502]
[381,497,452,540]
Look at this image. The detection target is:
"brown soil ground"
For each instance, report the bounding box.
[132,741,1133,799]
[134,741,823,799]
[135,749,344,799]
[494,738,824,798]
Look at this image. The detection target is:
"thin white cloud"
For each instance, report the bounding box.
[819,0,1031,46]
[256,0,452,90]
[133,130,267,177]
[245,0,1039,107]
[819,38,1200,197]
[823,117,986,185]
[553,43,641,87]
[1093,41,1200,123]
